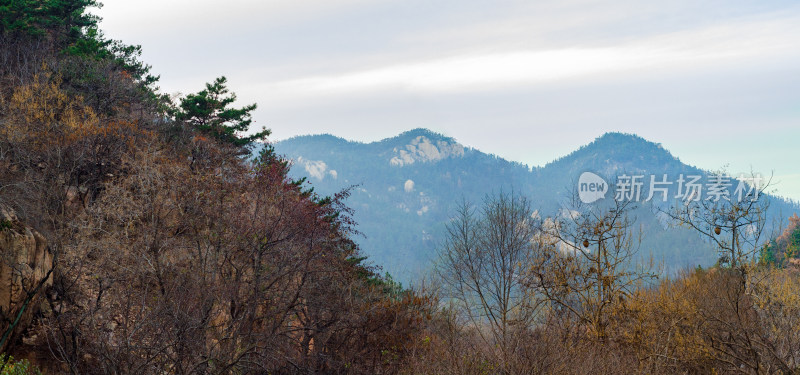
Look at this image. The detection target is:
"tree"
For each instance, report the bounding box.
[175,76,268,148]
[757,214,800,267]
[758,240,778,266]
[435,192,542,369]
[783,224,800,261]
[531,197,655,341]
[0,0,156,89]
[0,0,98,41]
[662,171,772,269]
[655,173,798,372]
[0,2,439,372]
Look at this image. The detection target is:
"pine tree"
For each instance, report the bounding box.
[758,241,777,266]
[786,228,800,260]
[176,76,268,148]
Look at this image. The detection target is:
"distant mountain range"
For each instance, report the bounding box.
[264,129,799,284]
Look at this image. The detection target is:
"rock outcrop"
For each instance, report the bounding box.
[390,135,465,167]
[0,206,53,351]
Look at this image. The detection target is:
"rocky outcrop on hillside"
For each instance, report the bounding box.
[390,134,465,166]
[0,206,53,352]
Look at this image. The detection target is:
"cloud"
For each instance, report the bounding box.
[96,0,800,201]
[96,0,372,36]
[271,47,655,94]
[257,13,800,98]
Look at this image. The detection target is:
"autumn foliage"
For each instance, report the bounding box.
[2,2,800,374]
[0,3,435,373]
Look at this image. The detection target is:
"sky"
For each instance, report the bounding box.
[95,0,800,201]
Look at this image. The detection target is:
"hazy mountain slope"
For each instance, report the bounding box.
[268,130,798,284]
[271,129,538,281]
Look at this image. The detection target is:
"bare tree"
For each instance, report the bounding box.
[662,171,772,269]
[531,197,655,341]
[435,192,542,367]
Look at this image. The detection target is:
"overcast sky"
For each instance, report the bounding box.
[96,0,800,201]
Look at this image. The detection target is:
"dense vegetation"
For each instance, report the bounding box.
[1,2,800,374]
[0,1,433,373]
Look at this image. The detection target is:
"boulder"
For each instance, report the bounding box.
[0,206,53,351]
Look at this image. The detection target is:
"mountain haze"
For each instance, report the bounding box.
[270,130,797,283]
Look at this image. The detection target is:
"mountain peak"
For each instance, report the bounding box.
[542,132,687,179]
[385,129,465,167]
[592,132,661,149]
[570,132,674,160]
[386,128,455,143]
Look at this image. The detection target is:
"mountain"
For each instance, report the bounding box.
[268,129,798,284]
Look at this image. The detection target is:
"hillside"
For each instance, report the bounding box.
[4,2,800,373]
[271,129,540,281]
[0,3,429,372]
[272,130,798,283]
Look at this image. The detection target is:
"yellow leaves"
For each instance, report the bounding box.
[607,270,716,366]
[749,268,800,340]
[2,70,100,150]
[601,275,612,290]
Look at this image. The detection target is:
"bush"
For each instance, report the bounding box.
[0,356,40,375]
